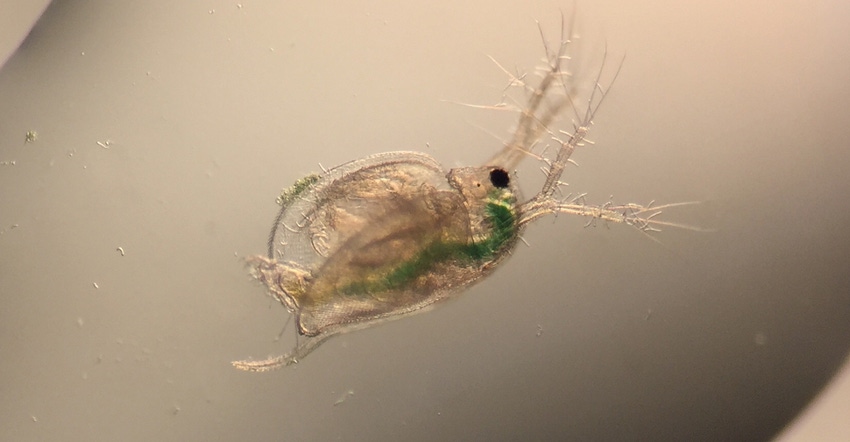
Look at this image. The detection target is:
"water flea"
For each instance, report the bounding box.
[233,15,700,372]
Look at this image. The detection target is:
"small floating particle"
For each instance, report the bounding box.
[116,246,125,256]
[25,131,37,143]
[333,390,354,406]
[96,140,113,149]
[76,317,84,327]
[31,415,37,422]
[92,282,99,289]
[535,325,543,337]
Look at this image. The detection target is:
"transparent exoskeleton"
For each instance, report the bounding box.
[233,16,699,371]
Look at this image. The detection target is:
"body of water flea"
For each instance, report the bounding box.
[1,1,849,441]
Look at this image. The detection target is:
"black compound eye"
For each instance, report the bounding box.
[489,168,510,189]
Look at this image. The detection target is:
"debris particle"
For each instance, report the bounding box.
[116,246,125,256]
[25,131,37,143]
[333,390,355,406]
[92,282,99,289]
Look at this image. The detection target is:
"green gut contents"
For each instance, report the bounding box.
[342,201,516,296]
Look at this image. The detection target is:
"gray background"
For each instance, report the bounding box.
[2,1,849,441]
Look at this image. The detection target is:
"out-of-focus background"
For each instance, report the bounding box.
[2,1,849,440]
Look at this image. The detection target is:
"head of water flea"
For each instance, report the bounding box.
[232,17,703,372]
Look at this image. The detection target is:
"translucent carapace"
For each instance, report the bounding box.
[233,17,697,372]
